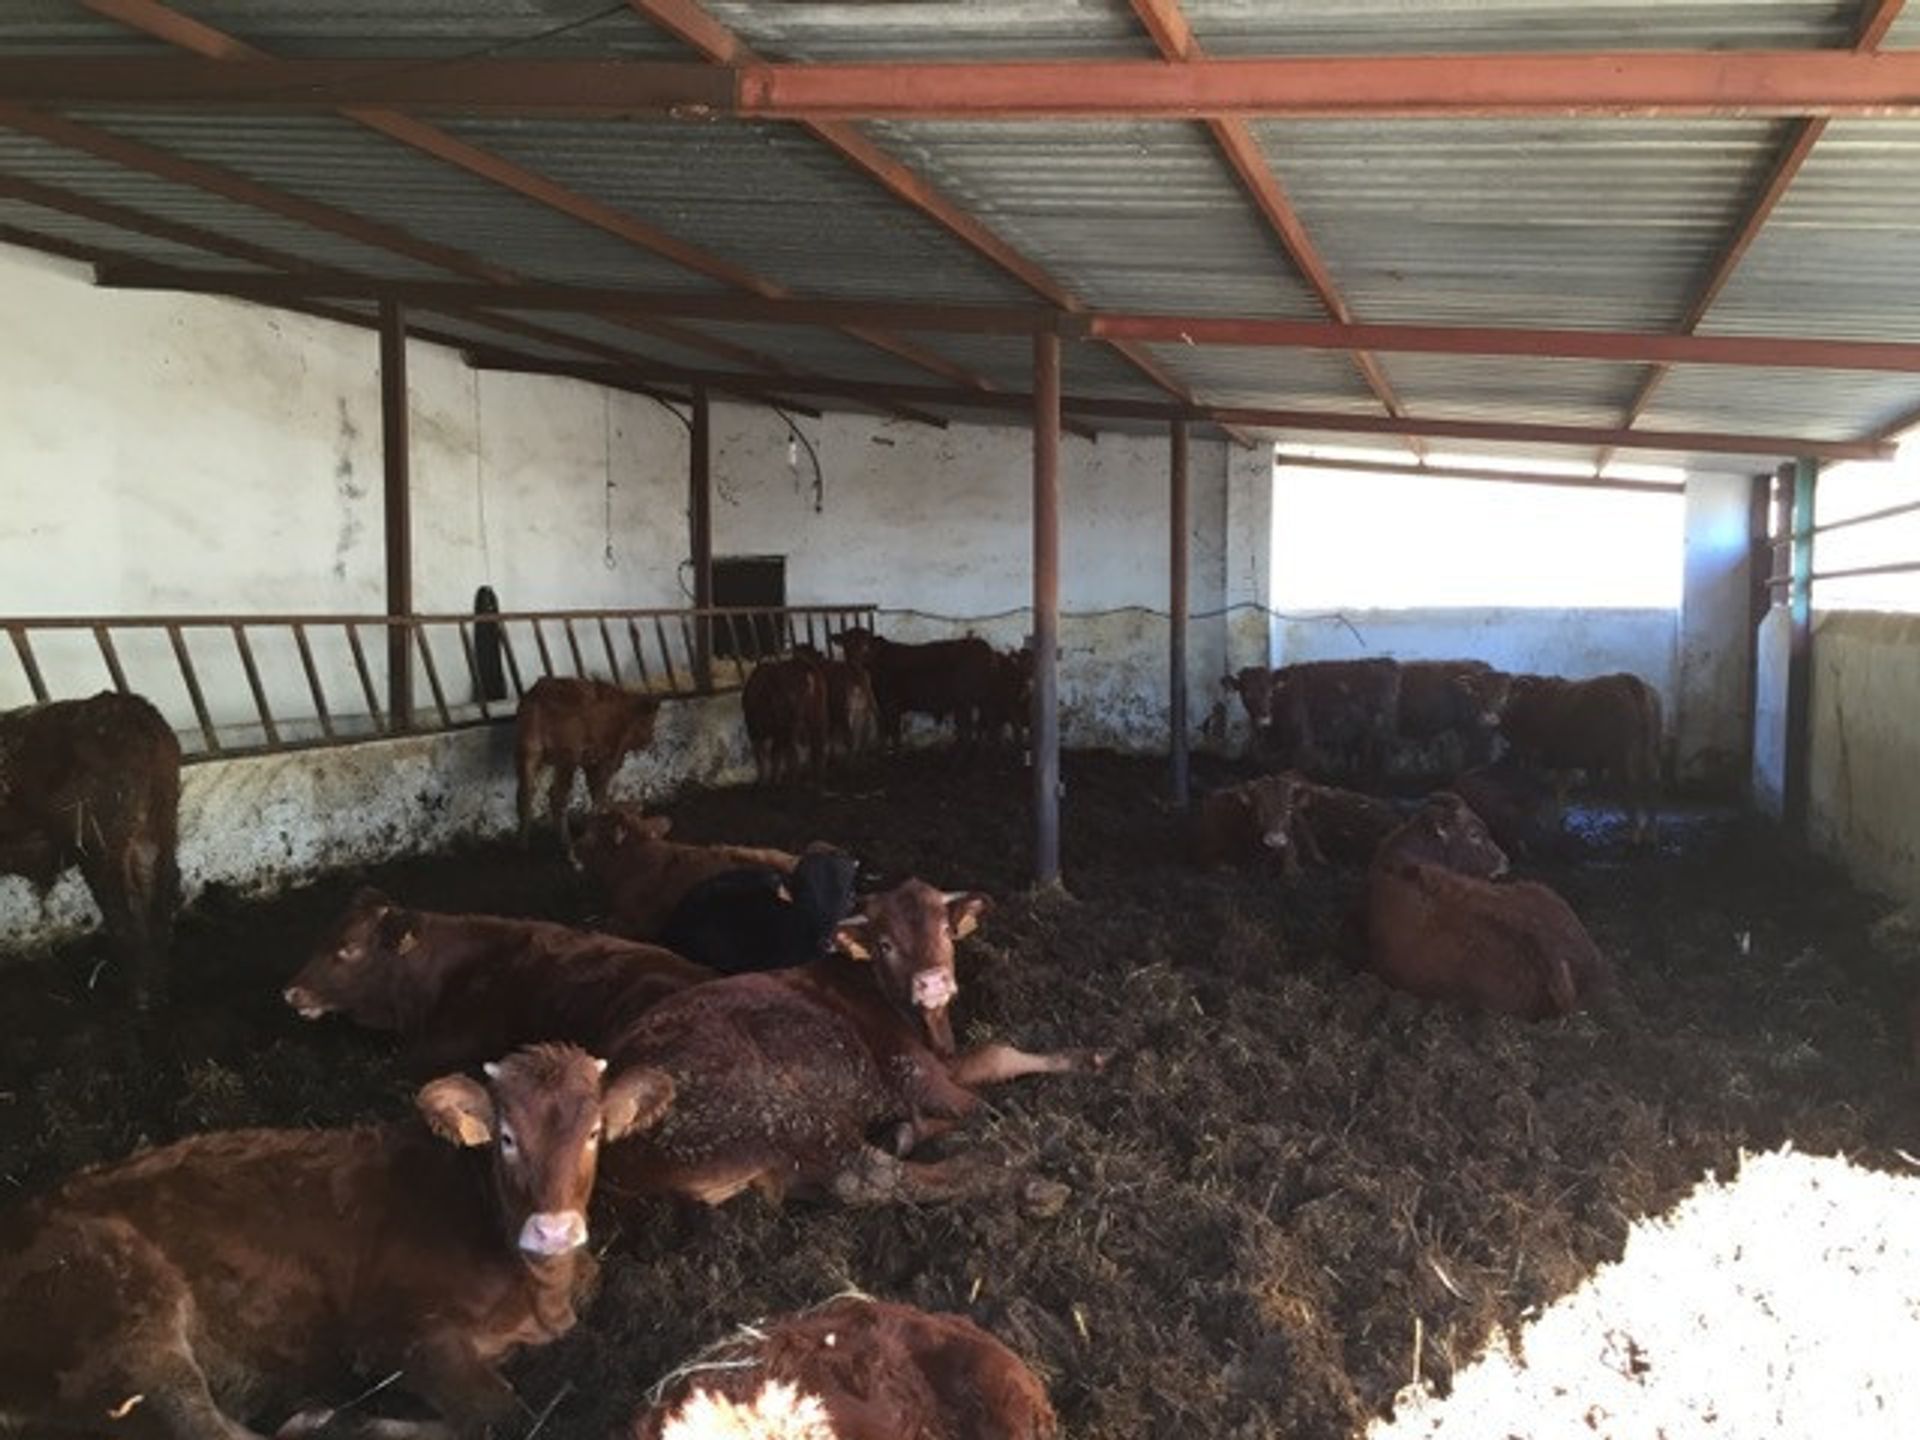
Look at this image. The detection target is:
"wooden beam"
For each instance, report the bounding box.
[464,354,1898,461]
[1031,330,1062,888]
[622,0,1237,442]
[380,298,413,732]
[94,268,1920,372]
[1168,417,1191,808]
[9,50,1920,118]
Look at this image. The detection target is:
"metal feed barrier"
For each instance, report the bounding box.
[2,604,875,762]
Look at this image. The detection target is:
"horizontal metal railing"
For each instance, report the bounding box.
[2,604,874,762]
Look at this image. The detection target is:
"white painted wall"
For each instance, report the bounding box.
[1677,472,1757,791]
[1807,610,1920,903]
[1752,605,1789,817]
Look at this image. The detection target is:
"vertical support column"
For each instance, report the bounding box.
[689,385,714,692]
[1031,332,1062,888]
[1783,456,1817,836]
[1743,471,1773,782]
[379,298,413,732]
[1168,418,1191,809]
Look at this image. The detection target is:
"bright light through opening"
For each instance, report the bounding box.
[1272,449,1685,611]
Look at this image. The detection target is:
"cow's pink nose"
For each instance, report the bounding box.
[283,986,329,1019]
[518,1211,586,1257]
[911,969,957,1010]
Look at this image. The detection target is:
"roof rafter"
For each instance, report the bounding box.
[76,0,974,425]
[8,50,1920,118]
[462,354,1898,463]
[1597,0,1912,469]
[624,0,1252,446]
[1125,0,1415,452]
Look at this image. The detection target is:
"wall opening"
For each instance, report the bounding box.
[712,554,786,658]
[1813,436,1920,613]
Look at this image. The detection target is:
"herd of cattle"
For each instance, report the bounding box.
[0,643,1662,1438]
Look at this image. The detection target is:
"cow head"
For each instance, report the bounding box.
[1250,774,1311,856]
[832,878,990,1056]
[830,626,878,669]
[284,887,422,1029]
[417,1044,672,1263]
[1380,793,1509,879]
[620,694,664,752]
[1221,667,1276,729]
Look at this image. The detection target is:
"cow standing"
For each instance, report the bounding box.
[831,627,998,753]
[1367,795,1609,1020]
[742,654,830,785]
[515,676,662,863]
[0,1044,662,1440]
[980,646,1036,752]
[594,879,1100,1210]
[578,807,800,941]
[1500,672,1663,844]
[795,643,878,762]
[284,888,711,1073]
[0,691,180,1007]
[1267,658,1403,784]
[632,1297,1057,1440]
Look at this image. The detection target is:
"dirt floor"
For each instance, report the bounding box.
[2,749,1917,1439]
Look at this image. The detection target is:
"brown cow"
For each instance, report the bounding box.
[742,655,830,784]
[632,1297,1057,1440]
[0,691,181,1007]
[594,879,1099,1210]
[831,627,998,752]
[578,807,800,941]
[1500,672,1663,844]
[1192,774,1310,874]
[1367,796,1609,1020]
[515,676,662,863]
[1220,665,1277,734]
[1449,757,1562,858]
[795,643,879,762]
[283,888,711,1073]
[0,1044,665,1440]
[1290,777,1404,867]
[980,646,1035,751]
[1397,659,1511,766]
[1267,658,1403,784]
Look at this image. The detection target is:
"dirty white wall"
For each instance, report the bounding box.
[1676,473,1756,792]
[1806,611,1920,903]
[0,242,690,733]
[1752,605,1790,816]
[708,401,1247,751]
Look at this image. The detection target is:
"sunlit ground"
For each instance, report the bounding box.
[1372,1147,1920,1439]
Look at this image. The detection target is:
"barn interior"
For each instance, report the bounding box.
[4,3,1920,1437]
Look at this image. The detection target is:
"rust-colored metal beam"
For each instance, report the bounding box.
[1598,0,1909,467]
[94,268,1920,371]
[1127,0,1413,449]
[624,0,1229,443]
[10,50,1920,118]
[464,354,1898,461]
[80,0,1015,410]
[1275,453,1685,495]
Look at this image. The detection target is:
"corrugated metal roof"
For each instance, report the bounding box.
[1181,0,1859,54]
[443,118,1040,307]
[72,111,733,293]
[698,1,1153,60]
[178,1,683,59]
[863,120,1324,318]
[1378,354,1649,428]
[0,2,172,53]
[1701,120,1920,344]
[1137,344,1379,411]
[1249,119,1782,329]
[1641,365,1920,440]
[0,200,256,271]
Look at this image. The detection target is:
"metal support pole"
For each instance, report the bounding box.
[690,384,714,691]
[1783,456,1818,836]
[1169,418,1191,809]
[1744,471,1773,785]
[1031,331,1062,887]
[380,298,413,731]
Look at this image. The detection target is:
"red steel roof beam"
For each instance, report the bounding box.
[1127,0,1416,453]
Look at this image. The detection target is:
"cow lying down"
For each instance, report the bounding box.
[596,879,1104,1212]
[660,847,861,975]
[0,1044,657,1440]
[284,888,712,1072]
[632,1296,1057,1440]
[1366,794,1610,1020]
[578,807,803,941]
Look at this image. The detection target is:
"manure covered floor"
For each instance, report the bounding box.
[1,750,1915,1438]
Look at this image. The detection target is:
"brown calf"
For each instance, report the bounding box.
[1290,777,1404,867]
[795,643,879,762]
[0,1044,665,1440]
[831,627,998,752]
[742,654,829,784]
[1367,797,1609,1020]
[578,807,800,941]
[1220,665,1276,735]
[1449,757,1562,858]
[1267,658,1403,783]
[0,692,180,1007]
[284,888,711,1072]
[632,1297,1057,1440]
[1500,672,1663,844]
[515,676,663,862]
[980,646,1036,751]
[594,879,1099,1210]
[1192,774,1310,874]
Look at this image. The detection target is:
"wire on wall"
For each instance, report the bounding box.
[773,407,825,513]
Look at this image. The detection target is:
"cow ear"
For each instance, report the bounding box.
[602,1066,674,1141]
[833,916,872,961]
[416,1074,495,1148]
[944,892,992,939]
[374,907,417,956]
